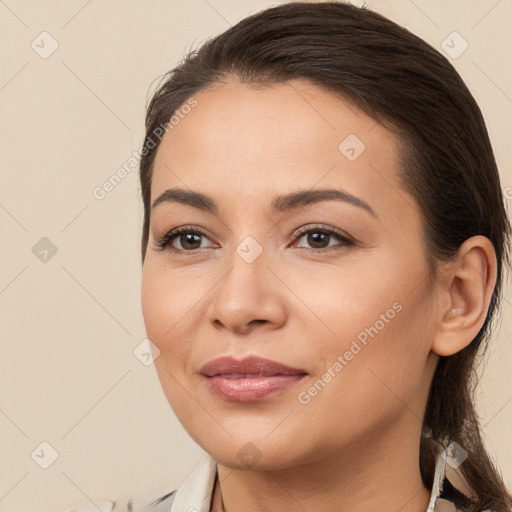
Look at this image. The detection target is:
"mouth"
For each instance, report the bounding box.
[200,355,308,402]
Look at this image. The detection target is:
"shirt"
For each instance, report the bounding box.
[66,439,490,512]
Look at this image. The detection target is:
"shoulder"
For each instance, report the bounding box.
[61,455,214,512]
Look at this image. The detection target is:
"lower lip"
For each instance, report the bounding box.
[204,374,307,401]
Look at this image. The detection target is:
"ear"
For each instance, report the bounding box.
[432,235,498,357]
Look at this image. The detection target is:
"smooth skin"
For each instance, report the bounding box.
[141,78,497,512]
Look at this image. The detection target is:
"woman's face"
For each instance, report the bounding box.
[141,78,439,470]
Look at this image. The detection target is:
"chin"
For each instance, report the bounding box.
[195,431,315,471]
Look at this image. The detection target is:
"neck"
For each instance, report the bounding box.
[211,415,431,512]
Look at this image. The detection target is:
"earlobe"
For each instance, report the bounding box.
[432,236,497,357]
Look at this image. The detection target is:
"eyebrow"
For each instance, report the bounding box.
[151,187,376,217]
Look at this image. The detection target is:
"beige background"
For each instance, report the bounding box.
[1,1,511,511]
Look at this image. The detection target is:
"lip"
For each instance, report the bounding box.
[200,355,308,402]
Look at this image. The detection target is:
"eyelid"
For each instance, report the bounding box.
[289,223,355,251]
[291,223,353,242]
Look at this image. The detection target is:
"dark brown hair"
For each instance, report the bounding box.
[139,2,512,510]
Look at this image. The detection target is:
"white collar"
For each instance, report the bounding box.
[168,453,217,512]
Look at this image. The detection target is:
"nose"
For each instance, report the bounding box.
[206,245,287,334]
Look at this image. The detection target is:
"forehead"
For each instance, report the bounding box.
[151,78,413,224]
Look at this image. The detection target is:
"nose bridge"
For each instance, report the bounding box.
[218,234,268,307]
[207,232,286,332]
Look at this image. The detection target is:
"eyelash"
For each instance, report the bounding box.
[154,224,355,255]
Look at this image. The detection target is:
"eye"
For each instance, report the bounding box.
[154,226,214,254]
[291,225,355,252]
[153,224,355,255]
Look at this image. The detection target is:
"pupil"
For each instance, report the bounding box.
[178,232,331,250]
[182,233,201,249]
[308,232,328,248]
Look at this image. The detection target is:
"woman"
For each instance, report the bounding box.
[70,2,512,511]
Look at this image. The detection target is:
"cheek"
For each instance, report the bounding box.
[300,248,431,347]
[295,314,431,453]
[297,257,433,408]
[141,266,169,348]
[141,266,200,415]
[141,263,199,349]
[141,262,213,397]
[293,259,401,346]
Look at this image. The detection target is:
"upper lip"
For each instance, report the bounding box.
[200,355,307,377]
